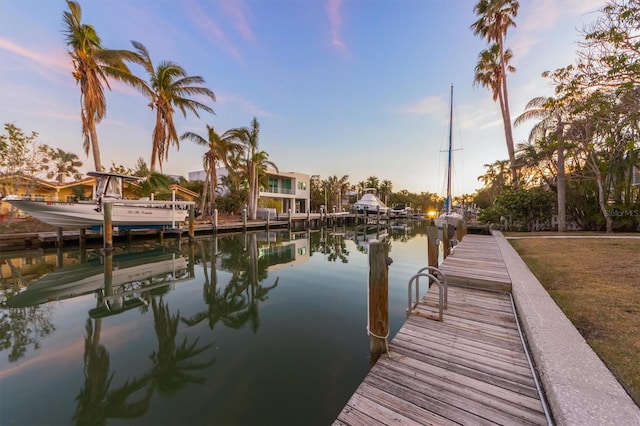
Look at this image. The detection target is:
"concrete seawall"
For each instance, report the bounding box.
[493,230,640,425]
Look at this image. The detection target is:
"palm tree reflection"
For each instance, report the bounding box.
[73,319,152,426]
[149,297,215,395]
[182,234,278,333]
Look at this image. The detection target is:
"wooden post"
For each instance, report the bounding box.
[243,208,247,232]
[288,208,292,229]
[188,204,195,241]
[427,223,439,268]
[442,224,450,259]
[79,228,86,251]
[266,212,270,230]
[369,241,389,365]
[306,209,310,229]
[213,209,218,233]
[103,202,113,252]
[56,227,63,248]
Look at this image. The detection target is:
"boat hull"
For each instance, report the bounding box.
[5,199,190,228]
[434,213,463,229]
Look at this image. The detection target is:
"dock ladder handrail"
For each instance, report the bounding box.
[407,266,448,321]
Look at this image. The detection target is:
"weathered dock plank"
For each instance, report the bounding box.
[334,235,549,426]
[438,234,513,291]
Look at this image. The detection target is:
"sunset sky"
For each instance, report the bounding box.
[0,0,604,195]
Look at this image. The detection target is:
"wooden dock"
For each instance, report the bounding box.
[334,234,550,425]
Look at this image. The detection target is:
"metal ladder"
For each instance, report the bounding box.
[407,266,448,321]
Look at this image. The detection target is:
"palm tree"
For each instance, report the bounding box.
[181,125,244,216]
[234,118,277,220]
[45,148,83,183]
[379,179,393,205]
[130,41,216,172]
[471,0,520,187]
[62,1,140,171]
[515,96,569,231]
[477,159,510,203]
[365,176,380,191]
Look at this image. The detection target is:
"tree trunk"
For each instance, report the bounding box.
[557,129,567,232]
[210,164,217,214]
[248,165,257,220]
[200,173,209,216]
[502,73,519,188]
[89,123,102,171]
[593,160,613,233]
[499,43,518,188]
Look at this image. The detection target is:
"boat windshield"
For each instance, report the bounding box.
[105,177,123,198]
[96,176,123,199]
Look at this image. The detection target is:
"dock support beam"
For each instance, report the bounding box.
[369,241,390,365]
[442,224,450,259]
[213,209,218,233]
[242,208,247,232]
[103,202,113,252]
[188,204,195,242]
[427,223,439,269]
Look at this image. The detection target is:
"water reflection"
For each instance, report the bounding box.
[0,220,428,425]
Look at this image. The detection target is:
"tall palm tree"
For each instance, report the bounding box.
[130,41,216,172]
[471,0,520,187]
[515,96,569,231]
[234,118,277,219]
[181,125,244,215]
[62,1,140,171]
[45,148,83,183]
[379,179,393,205]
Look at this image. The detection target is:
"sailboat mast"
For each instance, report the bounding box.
[446,84,453,215]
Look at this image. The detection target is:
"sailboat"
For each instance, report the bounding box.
[434,85,464,229]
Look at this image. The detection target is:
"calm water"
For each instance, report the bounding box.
[0,221,432,426]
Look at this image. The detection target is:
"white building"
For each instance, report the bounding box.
[189,167,310,214]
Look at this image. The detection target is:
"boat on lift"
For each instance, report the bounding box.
[4,171,193,229]
[351,188,389,215]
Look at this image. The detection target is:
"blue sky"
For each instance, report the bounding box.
[0,0,603,195]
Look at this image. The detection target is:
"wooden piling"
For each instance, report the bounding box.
[103,202,113,252]
[213,209,218,233]
[442,224,450,259]
[188,204,195,241]
[288,209,292,228]
[56,227,63,248]
[369,241,389,365]
[243,208,247,232]
[426,223,439,268]
[79,228,86,250]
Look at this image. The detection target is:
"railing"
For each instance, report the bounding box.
[407,266,448,321]
[264,187,295,195]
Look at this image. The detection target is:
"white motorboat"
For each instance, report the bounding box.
[434,85,464,229]
[351,188,388,215]
[5,171,193,229]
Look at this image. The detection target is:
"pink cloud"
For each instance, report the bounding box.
[220,0,254,41]
[183,0,245,65]
[0,38,70,77]
[326,0,347,55]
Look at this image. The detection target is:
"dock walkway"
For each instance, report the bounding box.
[334,234,550,425]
